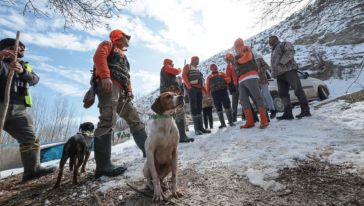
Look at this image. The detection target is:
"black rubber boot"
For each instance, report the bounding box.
[217,111,226,129]
[203,114,209,129]
[94,134,127,178]
[20,139,55,182]
[176,118,194,143]
[277,107,294,120]
[198,115,211,133]
[225,109,235,126]
[232,110,237,122]
[270,110,277,119]
[296,104,311,119]
[192,115,203,135]
[132,129,147,157]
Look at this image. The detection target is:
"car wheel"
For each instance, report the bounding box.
[318,86,329,100]
[272,95,284,112]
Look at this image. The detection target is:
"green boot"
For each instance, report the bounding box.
[94,134,127,178]
[20,139,55,182]
[131,128,147,157]
[225,109,235,126]
[192,115,203,135]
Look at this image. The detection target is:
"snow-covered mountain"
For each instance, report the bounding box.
[136,0,364,116]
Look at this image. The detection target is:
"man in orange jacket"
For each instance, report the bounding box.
[182,56,211,135]
[234,38,268,129]
[160,58,194,143]
[206,64,235,128]
[92,29,147,178]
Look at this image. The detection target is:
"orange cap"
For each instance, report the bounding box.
[109,29,131,43]
[210,64,218,72]
[163,58,173,66]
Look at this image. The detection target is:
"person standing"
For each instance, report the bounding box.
[225,52,239,122]
[234,38,268,129]
[206,64,235,128]
[0,38,55,182]
[160,58,194,143]
[202,90,213,129]
[92,29,147,178]
[182,56,211,135]
[268,36,311,120]
[255,54,277,119]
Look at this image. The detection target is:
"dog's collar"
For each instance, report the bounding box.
[79,131,94,137]
[150,113,173,120]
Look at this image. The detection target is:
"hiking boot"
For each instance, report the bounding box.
[94,133,127,178]
[225,109,235,127]
[217,111,226,129]
[269,110,277,119]
[176,118,194,143]
[276,108,294,120]
[20,139,56,182]
[296,111,312,119]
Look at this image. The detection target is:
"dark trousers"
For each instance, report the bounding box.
[202,106,213,129]
[231,87,239,116]
[277,70,309,112]
[212,89,231,112]
[188,87,203,115]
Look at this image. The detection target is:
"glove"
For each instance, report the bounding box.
[228,83,237,94]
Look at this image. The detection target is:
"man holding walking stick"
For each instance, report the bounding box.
[0,38,55,182]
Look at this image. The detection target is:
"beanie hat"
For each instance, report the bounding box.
[0,38,25,51]
[210,64,218,72]
[163,58,173,66]
[234,38,244,48]
[109,29,131,43]
[225,53,234,61]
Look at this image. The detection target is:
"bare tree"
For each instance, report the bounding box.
[1,0,134,29]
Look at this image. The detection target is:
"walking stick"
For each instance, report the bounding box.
[0,31,20,174]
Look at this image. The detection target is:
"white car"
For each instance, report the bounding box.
[267,70,330,112]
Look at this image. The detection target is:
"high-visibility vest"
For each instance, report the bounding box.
[24,63,33,107]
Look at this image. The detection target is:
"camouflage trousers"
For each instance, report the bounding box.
[0,103,36,144]
[94,84,145,137]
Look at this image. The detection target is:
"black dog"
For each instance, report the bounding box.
[54,122,94,188]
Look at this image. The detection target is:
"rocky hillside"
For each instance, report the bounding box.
[200,0,363,79]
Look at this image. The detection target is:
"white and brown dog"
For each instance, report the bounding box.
[143,92,184,202]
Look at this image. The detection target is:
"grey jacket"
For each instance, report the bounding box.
[270,41,298,78]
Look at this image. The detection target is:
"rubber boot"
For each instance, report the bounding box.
[94,134,127,178]
[209,114,214,129]
[203,114,209,129]
[258,106,269,129]
[132,128,147,157]
[198,115,211,133]
[240,109,255,129]
[20,139,55,182]
[217,111,226,129]
[192,115,203,135]
[176,118,194,143]
[232,110,237,122]
[277,107,294,120]
[296,104,311,119]
[225,109,235,127]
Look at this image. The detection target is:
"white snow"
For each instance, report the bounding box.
[2,93,363,193]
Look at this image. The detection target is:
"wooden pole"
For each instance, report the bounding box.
[0,31,20,173]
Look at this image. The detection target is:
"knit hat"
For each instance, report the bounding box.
[163,58,173,66]
[210,64,218,72]
[0,38,25,51]
[109,29,131,43]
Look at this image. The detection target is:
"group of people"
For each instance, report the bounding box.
[0,28,311,183]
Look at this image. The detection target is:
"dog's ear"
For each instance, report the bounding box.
[151,96,164,114]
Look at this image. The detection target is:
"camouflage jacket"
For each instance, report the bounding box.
[270,41,298,78]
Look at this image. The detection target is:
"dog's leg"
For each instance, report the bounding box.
[73,145,82,185]
[171,148,183,198]
[81,151,90,173]
[146,150,166,202]
[54,154,69,189]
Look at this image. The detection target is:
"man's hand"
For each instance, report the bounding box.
[9,61,24,74]
[101,78,113,93]
[0,50,16,60]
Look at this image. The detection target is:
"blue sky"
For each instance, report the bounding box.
[0,0,304,123]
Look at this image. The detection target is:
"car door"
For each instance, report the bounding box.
[297,71,316,99]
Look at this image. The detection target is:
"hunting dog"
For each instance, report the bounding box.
[54,122,94,188]
[143,92,184,202]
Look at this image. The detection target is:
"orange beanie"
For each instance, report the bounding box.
[210,64,218,72]
[163,58,173,66]
[109,29,131,43]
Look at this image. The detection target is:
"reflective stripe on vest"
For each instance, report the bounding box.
[24,63,32,107]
